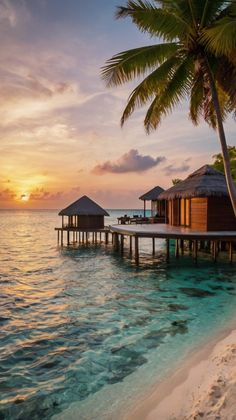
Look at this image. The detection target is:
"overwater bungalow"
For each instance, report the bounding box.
[59,195,109,229]
[139,186,165,218]
[159,165,236,231]
[55,195,110,245]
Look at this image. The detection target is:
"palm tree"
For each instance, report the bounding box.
[101,0,236,215]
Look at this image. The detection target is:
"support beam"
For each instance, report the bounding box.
[175,239,179,258]
[229,242,233,263]
[135,236,139,265]
[105,232,108,245]
[113,232,119,251]
[67,230,70,246]
[57,230,60,244]
[120,234,124,254]
[61,230,63,246]
[166,238,170,261]
[152,237,155,256]
[193,240,198,262]
[129,236,132,255]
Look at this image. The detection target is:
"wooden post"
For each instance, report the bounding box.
[175,239,179,258]
[129,236,132,255]
[180,239,184,255]
[82,232,85,243]
[67,231,70,245]
[193,240,198,261]
[57,230,60,244]
[152,237,155,256]
[95,232,97,244]
[120,234,124,254]
[213,241,217,262]
[229,242,233,263]
[144,200,146,217]
[86,232,89,244]
[114,232,119,251]
[61,230,63,246]
[166,238,170,261]
[105,232,108,244]
[135,236,139,265]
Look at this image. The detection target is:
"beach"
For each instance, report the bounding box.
[127,326,236,420]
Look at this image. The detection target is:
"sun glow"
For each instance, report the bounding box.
[20,193,30,202]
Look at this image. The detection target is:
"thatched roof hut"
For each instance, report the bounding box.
[139,186,165,217]
[159,165,236,231]
[159,165,228,200]
[139,186,164,201]
[59,195,109,229]
[59,195,109,216]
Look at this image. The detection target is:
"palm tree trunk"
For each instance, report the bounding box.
[205,59,236,218]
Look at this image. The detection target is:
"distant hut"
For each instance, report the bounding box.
[59,195,109,229]
[139,186,165,217]
[159,165,236,231]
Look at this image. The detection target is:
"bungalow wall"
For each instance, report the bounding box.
[66,215,105,229]
[167,197,236,231]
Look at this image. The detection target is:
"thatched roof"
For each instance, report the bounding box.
[139,186,164,201]
[59,195,109,216]
[159,165,229,200]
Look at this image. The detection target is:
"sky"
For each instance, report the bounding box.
[0,0,235,209]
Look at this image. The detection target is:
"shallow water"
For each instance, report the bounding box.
[1,210,236,420]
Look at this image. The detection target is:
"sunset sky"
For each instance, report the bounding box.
[0,0,235,209]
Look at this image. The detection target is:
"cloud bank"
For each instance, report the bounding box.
[93,149,166,174]
[164,159,191,176]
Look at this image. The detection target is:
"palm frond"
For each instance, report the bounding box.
[144,56,194,132]
[201,15,236,56]
[101,43,179,87]
[116,0,191,40]
[120,54,182,125]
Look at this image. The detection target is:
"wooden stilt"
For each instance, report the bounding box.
[166,238,170,261]
[114,232,119,251]
[229,242,233,263]
[175,239,179,258]
[61,231,63,246]
[67,231,69,245]
[100,232,102,242]
[180,239,184,255]
[152,237,155,256]
[129,236,132,255]
[120,234,124,254]
[135,236,139,265]
[82,232,85,243]
[193,240,198,261]
[105,232,108,244]
[86,232,89,244]
[57,230,60,244]
[212,241,217,262]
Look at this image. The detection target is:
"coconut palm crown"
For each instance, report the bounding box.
[101,0,236,215]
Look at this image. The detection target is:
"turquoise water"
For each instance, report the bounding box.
[1,209,236,420]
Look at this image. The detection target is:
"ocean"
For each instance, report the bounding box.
[1,209,236,419]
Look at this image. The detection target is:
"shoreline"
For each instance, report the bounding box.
[125,322,236,420]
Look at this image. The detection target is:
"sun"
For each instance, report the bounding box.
[20,193,30,202]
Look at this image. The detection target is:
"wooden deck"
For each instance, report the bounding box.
[109,223,236,265]
[109,223,236,240]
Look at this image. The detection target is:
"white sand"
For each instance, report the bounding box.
[127,328,236,420]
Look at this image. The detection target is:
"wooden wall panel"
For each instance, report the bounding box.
[207,197,236,231]
[78,215,104,229]
[191,198,208,231]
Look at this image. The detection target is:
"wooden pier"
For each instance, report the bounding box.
[109,224,236,265]
[55,223,236,266]
[55,226,111,246]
